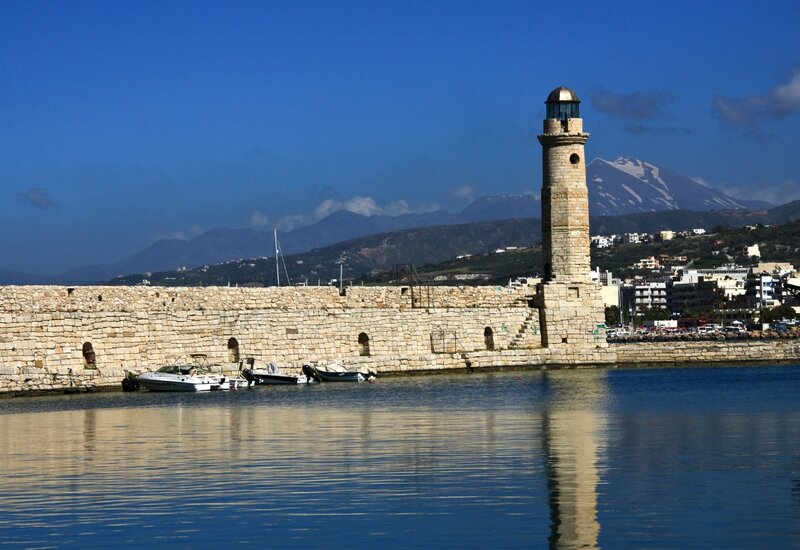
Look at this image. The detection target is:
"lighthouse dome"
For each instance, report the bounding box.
[545,86,580,119]
[546,86,580,103]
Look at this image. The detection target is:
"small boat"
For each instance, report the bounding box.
[241,359,313,385]
[137,364,228,392]
[302,363,376,383]
[137,354,243,392]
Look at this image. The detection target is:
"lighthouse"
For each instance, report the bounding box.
[538,86,591,283]
[535,86,606,352]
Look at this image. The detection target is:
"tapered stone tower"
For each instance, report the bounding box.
[536,87,606,355]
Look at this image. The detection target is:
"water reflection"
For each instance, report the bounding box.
[542,369,608,549]
[2,367,800,548]
[0,383,553,547]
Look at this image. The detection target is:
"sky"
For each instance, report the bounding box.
[1,1,799,275]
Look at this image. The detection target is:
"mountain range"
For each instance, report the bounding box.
[107,205,800,288]
[1,157,785,285]
[587,157,771,214]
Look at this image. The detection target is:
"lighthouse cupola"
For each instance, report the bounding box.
[545,86,580,121]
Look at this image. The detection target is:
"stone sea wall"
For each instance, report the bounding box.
[1,285,798,396]
[0,285,549,394]
[613,339,800,367]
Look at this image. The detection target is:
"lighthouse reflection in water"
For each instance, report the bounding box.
[1,366,800,548]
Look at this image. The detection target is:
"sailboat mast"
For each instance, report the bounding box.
[274,228,280,287]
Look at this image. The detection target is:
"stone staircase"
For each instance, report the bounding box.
[508,309,540,349]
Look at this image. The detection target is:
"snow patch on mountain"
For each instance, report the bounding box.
[586,156,754,215]
[621,183,643,203]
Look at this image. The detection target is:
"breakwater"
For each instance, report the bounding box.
[1,285,798,395]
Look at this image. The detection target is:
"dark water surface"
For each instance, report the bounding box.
[1,365,800,548]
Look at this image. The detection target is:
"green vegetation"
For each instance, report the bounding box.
[107,218,800,288]
[761,304,798,323]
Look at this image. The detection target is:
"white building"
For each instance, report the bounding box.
[591,235,613,248]
[691,266,749,300]
[745,244,761,259]
[632,256,660,270]
[633,282,668,310]
[747,274,779,308]
[622,233,641,244]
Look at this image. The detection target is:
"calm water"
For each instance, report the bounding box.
[1,365,800,548]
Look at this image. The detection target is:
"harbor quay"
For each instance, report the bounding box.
[1,283,799,395]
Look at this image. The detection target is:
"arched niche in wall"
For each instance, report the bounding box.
[82,342,97,368]
[228,337,240,363]
[358,332,371,357]
[484,327,495,351]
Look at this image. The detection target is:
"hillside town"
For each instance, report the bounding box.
[588,226,800,333]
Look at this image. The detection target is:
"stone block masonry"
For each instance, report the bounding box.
[0,284,558,394]
[0,284,797,395]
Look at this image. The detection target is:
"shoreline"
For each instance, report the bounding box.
[2,285,798,398]
[3,354,799,399]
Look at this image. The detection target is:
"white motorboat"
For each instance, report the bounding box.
[137,364,228,392]
[138,354,245,392]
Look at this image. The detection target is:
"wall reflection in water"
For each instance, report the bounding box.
[0,382,558,547]
[3,367,799,547]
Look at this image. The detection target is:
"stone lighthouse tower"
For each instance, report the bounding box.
[536,87,606,354]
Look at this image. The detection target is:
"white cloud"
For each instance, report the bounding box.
[276,214,308,231]
[312,196,438,220]
[314,196,384,219]
[450,184,475,202]
[383,200,411,216]
[771,71,800,114]
[384,200,439,216]
[713,68,800,133]
[150,225,204,242]
[250,210,270,227]
[274,196,441,232]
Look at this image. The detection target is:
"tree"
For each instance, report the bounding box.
[642,307,672,321]
[605,305,621,326]
[761,303,798,323]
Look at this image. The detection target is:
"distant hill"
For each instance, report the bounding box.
[106,205,800,288]
[107,218,542,287]
[0,268,48,286]
[765,199,800,224]
[457,194,541,223]
[5,156,789,285]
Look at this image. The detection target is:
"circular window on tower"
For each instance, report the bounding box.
[569,153,580,165]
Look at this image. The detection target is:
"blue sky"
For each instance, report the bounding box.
[1,1,799,275]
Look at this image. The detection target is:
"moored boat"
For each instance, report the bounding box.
[241,360,312,385]
[137,364,227,392]
[137,354,244,392]
[302,363,376,383]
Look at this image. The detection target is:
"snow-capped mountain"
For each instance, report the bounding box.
[16,156,777,284]
[587,156,766,215]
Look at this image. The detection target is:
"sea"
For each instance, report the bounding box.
[1,365,799,548]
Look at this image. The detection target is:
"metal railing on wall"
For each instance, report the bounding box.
[395,263,433,309]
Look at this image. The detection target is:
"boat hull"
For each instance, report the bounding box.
[315,371,365,383]
[242,368,311,385]
[137,373,224,392]
[137,378,221,392]
[302,364,375,383]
